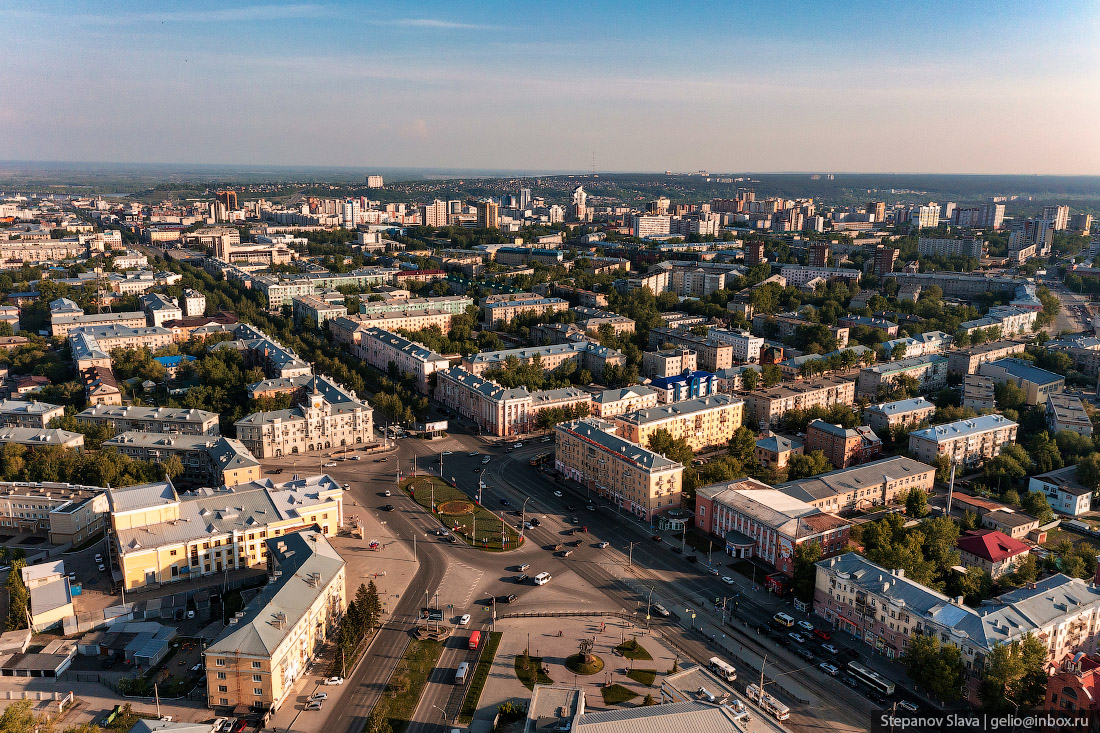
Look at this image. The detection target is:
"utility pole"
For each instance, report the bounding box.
[946,458,957,516]
[627,541,639,567]
[681,523,687,554]
[520,497,531,541]
[646,586,654,630]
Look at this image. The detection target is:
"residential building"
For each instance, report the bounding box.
[959,306,1038,338]
[1028,466,1092,517]
[358,295,473,317]
[292,295,345,326]
[481,294,569,327]
[837,315,899,337]
[204,528,345,714]
[573,306,635,336]
[863,397,936,434]
[589,386,659,419]
[957,529,1030,579]
[856,355,948,398]
[754,433,803,470]
[648,370,717,404]
[553,418,683,520]
[751,314,849,350]
[777,345,872,380]
[713,365,763,393]
[804,420,882,469]
[141,293,183,328]
[917,237,983,259]
[908,414,1019,467]
[0,482,110,544]
[104,433,260,487]
[234,375,373,459]
[871,244,899,276]
[647,328,735,372]
[779,265,861,287]
[251,269,397,312]
[1046,655,1100,715]
[0,427,84,450]
[814,552,1100,701]
[632,214,671,238]
[81,365,121,406]
[747,377,857,430]
[962,374,997,412]
[745,241,766,266]
[947,340,1027,375]
[461,341,625,379]
[880,331,952,360]
[978,358,1064,405]
[706,328,764,363]
[1046,394,1092,437]
[808,242,830,267]
[51,310,147,337]
[352,327,449,394]
[181,288,206,318]
[778,456,935,513]
[67,324,174,359]
[695,478,849,574]
[0,399,65,429]
[613,394,744,452]
[331,311,456,348]
[208,324,312,379]
[642,348,697,378]
[883,271,1026,298]
[76,405,220,436]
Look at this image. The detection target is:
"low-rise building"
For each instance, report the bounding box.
[962,374,997,411]
[751,314,849,350]
[0,482,110,544]
[0,399,65,429]
[695,478,849,574]
[908,414,1018,467]
[358,295,472,317]
[856,354,948,398]
[746,376,857,430]
[778,456,935,513]
[649,370,717,404]
[76,404,220,436]
[804,420,882,469]
[589,386,659,419]
[68,324,175,356]
[779,265,860,287]
[837,315,899,337]
[354,327,450,394]
[978,358,1064,405]
[1028,465,1093,517]
[104,433,260,487]
[862,397,935,434]
[292,295,346,326]
[141,293,183,328]
[51,310,147,337]
[959,306,1038,338]
[0,427,84,450]
[613,394,744,452]
[1046,655,1100,716]
[109,475,342,591]
[946,340,1027,375]
[754,433,803,470]
[880,331,952,360]
[956,529,1030,579]
[181,288,206,318]
[642,348,697,378]
[81,365,121,406]
[554,418,683,520]
[204,528,345,714]
[1046,394,1093,436]
[481,293,569,327]
[331,310,455,345]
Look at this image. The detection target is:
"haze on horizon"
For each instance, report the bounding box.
[3,0,1099,176]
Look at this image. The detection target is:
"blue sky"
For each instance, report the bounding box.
[2,0,1098,173]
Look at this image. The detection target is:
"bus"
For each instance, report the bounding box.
[847,661,895,695]
[746,683,790,721]
[772,612,795,628]
[455,662,469,684]
[468,630,481,650]
[708,657,737,682]
[534,572,552,585]
[529,453,551,466]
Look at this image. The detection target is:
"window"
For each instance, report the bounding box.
[220,699,228,706]
[252,661,261,669]
[218,685,228,693]
[253,674,262,682]
[254,688,263,696]
[215,658,225,666]
[170,550,177,556]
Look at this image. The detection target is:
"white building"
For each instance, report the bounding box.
[706,328,764,364]
[908,414,1018,467]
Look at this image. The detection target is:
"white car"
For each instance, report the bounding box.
[305,700,322,710]
[212,719,228,733]
[98,563,106,572]
[325,677,344,685]
[513,442,523,449]
[310,691,328,701]
[468,452,478,457]
[342,483,350,489]
[458,614,471,626]
[441,451,453,455]
[721,576,735,585]
[323,462,337,467]
[788,632,807,643]
[94,554,103,562]
[596,541,609,549]
[481,456,491,464]
[797,620,814,631]
[822,643,840,654]
[819,662,839,676]
[553,490,563,497]
[898,701,918,713]
[384,490,392,497]
[350,455,362,460]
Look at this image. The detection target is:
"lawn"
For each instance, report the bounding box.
[403,476,522,551]
[515,653,553,690]
[615,639,652,661]
[459,631,503,724]
[383,639,444,733]
[565,653,605,675]
[626,668,656,686]
[601,684,637,705]
[1043,527,1100,552]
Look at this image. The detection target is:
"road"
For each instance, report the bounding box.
[1041,270,1092,335]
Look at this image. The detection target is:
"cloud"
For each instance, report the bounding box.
[384,17,501,30]
[399,119,430,139]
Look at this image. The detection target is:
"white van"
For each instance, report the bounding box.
[534,572,552,586]
[455,662,469,684]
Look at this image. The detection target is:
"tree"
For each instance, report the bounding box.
[741,368,759,392]
[1076,453,1100,494]
[0,700,39,733]
[1020,490,1054,523]
[727,426,757,466]
[901,634,965,702]
[646,429,694,466]
[786,450,832,480]
[906,488,928,518]
[5,558,29,630]
[993,381,1027,411]
[366,703,393,733]
[761,364,782,388]
[792,542,822,604]
[978,633,1049,711]
[358,580,382,632]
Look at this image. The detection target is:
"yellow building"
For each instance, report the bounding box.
[107,476,344,590]
[613,394,744,452]
[205,528,345,714]
[103,433,261,487]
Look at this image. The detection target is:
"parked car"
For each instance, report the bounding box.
[98,563,106,572]
[468,452,478,457]
[840,675,860,689]
[211,719,228,733]
[797,620,814,631]
[686,554,698,563]
[866,690,887,705]
[651,535,662,542]
[819,662,839,676]
[441,451,453,456]
[218,719,236,733]
[482,456,490,464]
[310,692,328,701]
[530,518,540,527]
[554,491,563,497]
[821,643,840,655]
[788,632,807,643]
[795,647,814,661]
[517,564,531,571]
[232,719,248,733]
[94,554,103,563]
[381,504,394,511]
[500,594,518,603]
[559,550,573,557]
[384,490,391,496]
[570,516,578,524]
[813,628,832,641]
[596,541,609,549]
[513,443,523,449]
[186,610,195,619]
[325,677,344,685]
[721,576,735,585]
[515,574,529,583]
[671,546,682,554]
[305,700,323,711]
[323,462,337,467]
[350,455,362,460]
[898,701,918,713]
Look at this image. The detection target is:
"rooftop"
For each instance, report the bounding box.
[864,396,935,416]
[591,385,657,404]
[77,404,216,425]
[556,418,682,473]
[615,394,741,426]
[982,358,1065,386]
[909,414,1018,444]
[1031,464,1092,496]
[779,456,934,504]
[361,327,449,364]
[862,354,947,375]
[957,529,1030,563]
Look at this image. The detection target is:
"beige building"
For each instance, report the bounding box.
[109,475,343,591]
[0,427,84,450]
[204,528,345,714]
[353,327,450,394]
[104,433,261,487]
[330,311,455,348]
[52,311,147,337]
[234,376,374,459]
[461,341,625,379]
[589,386,659,419]
[978,358,1064,405]
[647,328,735,372]
[862,396,936,434]
[962,374,997,411]
[613,394,745,452]
[908,414,1019,468]
[0,482,110,544]
[856,355,948,398]
[481,293,569,327]
[746,377,857,429]
[642,348,697,378]
[554,418,684,520]
[946,340,1027,375]
[67,324,175,354]
[76,405,220,436]
[779,456,935,513]
[0,399,65,429]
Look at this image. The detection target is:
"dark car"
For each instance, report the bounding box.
[232,720,248,733]
[500,594,518,603]
[866,690,887,705]
[564,504,576,512]
[671,546,682,554]
[381,504,394,511]
[515,574,529,583]
[271,468,284,474]
[686,554,698,563]
[652,535,662,542]
[795,647,814,661]
[840,674,860,689]
[529,517,540,527]
[102,656,115,669]
[501,498,510,506]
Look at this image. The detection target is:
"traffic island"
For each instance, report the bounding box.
[515,651,553,690]
[402,476,522,551]
[614,638,652,661]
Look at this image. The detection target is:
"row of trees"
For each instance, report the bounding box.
[5,558,28,630]
[0,442,179,487]
[337,581,382,674]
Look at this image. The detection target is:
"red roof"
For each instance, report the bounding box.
[956,529,1029,563]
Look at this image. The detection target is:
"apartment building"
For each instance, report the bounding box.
[104,433,261,487]
[649,370,717,405]
[908,414,1019,467]
[959,306,1038,338]
[695,478,849,574]
[778,456,935,513]
[51,311,148,337]
[755,434,803,470]
[234,376,373,459]
[434,367,533,437]
[880,331,952,360]
[751,314,849,350]
[642,348,697,378]
[553,418,683,520]
[181,288,206,318]
[707,328,764,363]
[69,329,112,370]
[205,528,345,714]
[978,358,1064,405]
[613,394,744,452]
[461,341,625,379]
[81,365,121,406]
[946,340,1027,375]
[856,355,948,398]
[67,324,175,358]
[141,293,183,328]
[574,306,635,336]
[76,405,220,436]
[1028,465,1093,517]
[0,482,110,544]
[814,552,1100,702]
[956,530,1030,579]
[746,377,857,429]
[0,399,65,429]
[481,293,569,326]
[962,374,997,412]
[862,397,936,434]
[916,236,983,258]
[1046,394,1092,437]
[804,420,882,469]
[883,272,1025,298]
[292,295,346,326]
[252,269,397,311]
[209,324,312,379]
[358,295,473,317]
[589,386,659,419]
[647,328,735,372]
[779,265,861,287]
[0,427,85,450]
[331,310,455,352]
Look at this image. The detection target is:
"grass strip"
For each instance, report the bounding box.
[601,684,637,705]
[626,668,656,686]
[458,631,503,724]
[382,639,444,733]
[515,653,553,690]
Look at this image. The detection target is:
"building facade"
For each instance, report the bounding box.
[613,395,744,452]
[908,415,1019,468]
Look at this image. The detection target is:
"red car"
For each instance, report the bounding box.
[232,720,248,733]
[813,628,831,641]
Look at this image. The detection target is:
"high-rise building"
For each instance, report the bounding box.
[745,241,766,266]
[570,185,588,222]
[215,190,238,211]
[979,202,1005,229]
[421,199,449,227]
[519,188,532,209]
[910,203,941,229]
[1010,218,1055,257]
[866,201,885,222]
[872,244,899,276]
[1069,213,1093,234]
[548,205,565,224]
[1043,204,1070,231]
[475,200,500,229]
[808,242,830,267]
[365,175,384,188]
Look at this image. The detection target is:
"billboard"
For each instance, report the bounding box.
[422,420,448,432]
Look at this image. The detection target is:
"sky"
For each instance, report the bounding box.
[2,0,1099,175]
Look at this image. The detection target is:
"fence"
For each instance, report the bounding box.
[500,610,636,621]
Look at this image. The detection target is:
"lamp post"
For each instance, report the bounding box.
[520,497,531,540]
[627,541,639,567]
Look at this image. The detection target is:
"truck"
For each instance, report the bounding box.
[468,630,481,650]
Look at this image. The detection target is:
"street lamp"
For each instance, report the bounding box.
[431,704,447,724]
[520,496,532,540]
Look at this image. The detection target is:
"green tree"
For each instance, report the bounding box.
[5,558,29,630]
[786,450,833,480]
[792,542,822,604]
[993,381,1027,411]
[646,429,694,466]
[741,368,759,391]
[727,426,757,465]
[761,364,782,388]
[1020,490,1054,523]
[906,488,928,518]
[358,580,382,632]
[901,634,965,702]
[0,699,39,733]
[978,634,1049,711]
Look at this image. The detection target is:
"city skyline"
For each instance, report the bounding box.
[2,0,1098,174]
